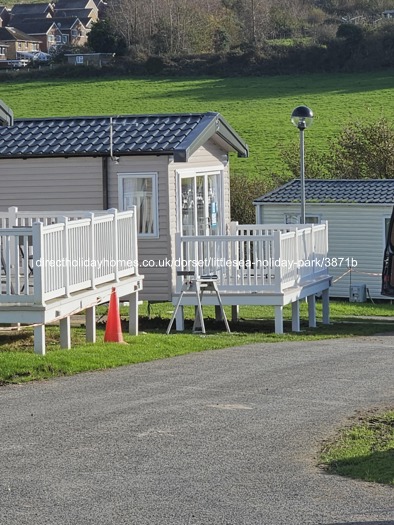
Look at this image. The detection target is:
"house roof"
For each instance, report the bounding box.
[51,16,81,29]
[254,179,394,205]
[54,8,92,19]
[55,0,96,9]
[0,112,249,161]
[0,26,40,42]
[13,18,59,34]
[11,3,53,16]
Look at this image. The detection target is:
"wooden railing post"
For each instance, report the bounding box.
[274,230,282,292]
[131,206,138,275]
[175,233,182,293]
[231,221,238,235]
[59,217,70,297]
[295,228,300,284]
[86,212,95,289]
[108,208,119,282]
[311,224,315,278]
[32,222,44,305]
[7,207,18,275]
[7,206,18,228]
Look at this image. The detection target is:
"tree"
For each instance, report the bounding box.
[88,20,127,54]
[213,27,231,52]
[282,118,394,180]
[336,23,365,45]
[331,118,394,179]
[230,173,286,223]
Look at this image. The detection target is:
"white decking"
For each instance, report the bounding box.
[173,222,331,333]
[0,207,143,354]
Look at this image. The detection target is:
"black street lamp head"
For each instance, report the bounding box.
[291,105,313,131]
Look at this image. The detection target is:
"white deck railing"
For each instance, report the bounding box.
[0,208,138,305]
[0,206,108,228]
[176,222,329,294]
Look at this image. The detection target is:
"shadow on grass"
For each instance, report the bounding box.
[139,71,394,101]
[0,329,34,351]
[323,449,394,485]
[139,314,394,338]
[1,315,394,353]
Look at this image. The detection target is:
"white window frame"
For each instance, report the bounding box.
[118,172,159,238]
[284,213,321,225]
[176,166,225,236]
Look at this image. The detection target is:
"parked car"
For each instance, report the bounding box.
[17,51,51,62]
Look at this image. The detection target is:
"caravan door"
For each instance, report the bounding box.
[178,169,223,236]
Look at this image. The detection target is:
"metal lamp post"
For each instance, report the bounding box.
[291,105,314,224]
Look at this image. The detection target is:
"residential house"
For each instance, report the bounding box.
[0,41,7,59]
[54,0,99,22]
[254,178,394,299]
[51,16,87,46]
[11,18,63,52]
[10,2,54,20]
[0,26,40,59]
[0,6,10,27]
[54,7,94,28]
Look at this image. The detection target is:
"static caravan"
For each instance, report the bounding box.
[254,179,394,300]
[0,111,249,302]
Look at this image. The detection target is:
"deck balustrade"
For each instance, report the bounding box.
[0,207,138,305]
[176,222,329,294]
[173,221,330,334]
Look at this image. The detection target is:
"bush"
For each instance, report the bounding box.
[281,117,394,180]
[336,23,365,44]
[230,173,278,223]
[145,56,165,75]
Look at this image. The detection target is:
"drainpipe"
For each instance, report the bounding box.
[102,156,109,209]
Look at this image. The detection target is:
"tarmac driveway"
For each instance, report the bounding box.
[0,335,393,525]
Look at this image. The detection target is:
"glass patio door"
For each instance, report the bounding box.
[180,170,222,236]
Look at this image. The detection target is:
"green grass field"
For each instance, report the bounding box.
[3,71,394,180]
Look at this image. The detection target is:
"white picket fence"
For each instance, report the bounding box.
[0,207,138,305]
[176,221,329,294]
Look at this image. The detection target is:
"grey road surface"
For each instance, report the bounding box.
[0,335,393,525]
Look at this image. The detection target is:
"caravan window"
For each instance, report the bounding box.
[285,214,320,224]
[118,173,158,237]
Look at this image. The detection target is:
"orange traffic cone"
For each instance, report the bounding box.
[104,287,126,343]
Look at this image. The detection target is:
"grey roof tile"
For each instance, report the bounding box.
[254,179,394,205]
[0,112,248,161]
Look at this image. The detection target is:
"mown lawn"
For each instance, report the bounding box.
[2,71,394,179]
[1,300,394,385]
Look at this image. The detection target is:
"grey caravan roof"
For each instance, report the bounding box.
[254,179,394,205]
[0,112,249,162]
